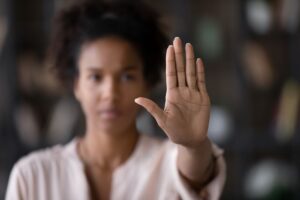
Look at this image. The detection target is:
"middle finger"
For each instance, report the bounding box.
[173,37,186,87]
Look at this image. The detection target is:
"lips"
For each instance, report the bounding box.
[98,108,122,120]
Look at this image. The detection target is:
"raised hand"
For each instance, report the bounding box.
[135,37,210,148]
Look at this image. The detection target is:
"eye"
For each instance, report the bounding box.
[120,72,136,82]
[89,73,102,82]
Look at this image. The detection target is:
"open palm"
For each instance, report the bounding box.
[135,37,210,148]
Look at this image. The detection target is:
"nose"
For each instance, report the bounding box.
[101,77,119,102]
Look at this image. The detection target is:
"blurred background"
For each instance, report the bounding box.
[0,0,299,199]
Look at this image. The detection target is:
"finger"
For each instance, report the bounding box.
[173,37,186,87]
[166,45,177,90]
[196,58,208,95]
[185,43,197,89]
[134,97,166,127]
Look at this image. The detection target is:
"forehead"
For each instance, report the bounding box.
[78,36,143,72]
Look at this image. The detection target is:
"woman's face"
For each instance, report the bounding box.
[74,36,148,134]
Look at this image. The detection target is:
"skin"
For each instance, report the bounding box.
[74,36,213,200]
[75,36,147,200]
[136,37,213,190]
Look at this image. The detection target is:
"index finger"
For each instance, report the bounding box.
[166,45,177,90]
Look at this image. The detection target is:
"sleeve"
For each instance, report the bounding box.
[5,163,28,200]
[169,142,226,200]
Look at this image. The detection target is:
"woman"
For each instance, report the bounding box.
[6,1,225,200]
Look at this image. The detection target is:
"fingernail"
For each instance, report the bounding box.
[167,45,173,51]
[174,37,180,41]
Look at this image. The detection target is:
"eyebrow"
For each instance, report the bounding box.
[86,65,140,71]
[123,65,140,71]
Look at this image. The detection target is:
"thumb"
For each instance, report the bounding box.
[135,97,165,126]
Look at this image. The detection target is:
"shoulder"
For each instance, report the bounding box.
[135,134,177,165]
[138,134,171,155]
[6,139,88,200]
[13,139,79,176]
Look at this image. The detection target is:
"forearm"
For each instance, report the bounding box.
[177,138,215,190]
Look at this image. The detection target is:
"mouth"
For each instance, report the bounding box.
[98,108,122,120]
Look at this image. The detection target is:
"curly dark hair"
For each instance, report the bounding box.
[47,0,169,89]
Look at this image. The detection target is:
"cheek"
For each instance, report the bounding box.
[120,86,146,108]
[76,86,98,114]
[123,84,146,100]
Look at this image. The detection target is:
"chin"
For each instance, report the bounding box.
[96,122,135,136]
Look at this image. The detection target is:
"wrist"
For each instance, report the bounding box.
[177,138,214,186]
[178,150,216,191]
[179,137,211,155]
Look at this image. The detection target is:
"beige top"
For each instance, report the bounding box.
[5,134,226,200]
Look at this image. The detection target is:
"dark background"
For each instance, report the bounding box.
[0,0,299,199]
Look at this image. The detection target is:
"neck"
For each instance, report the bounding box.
[79,124,139,171]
